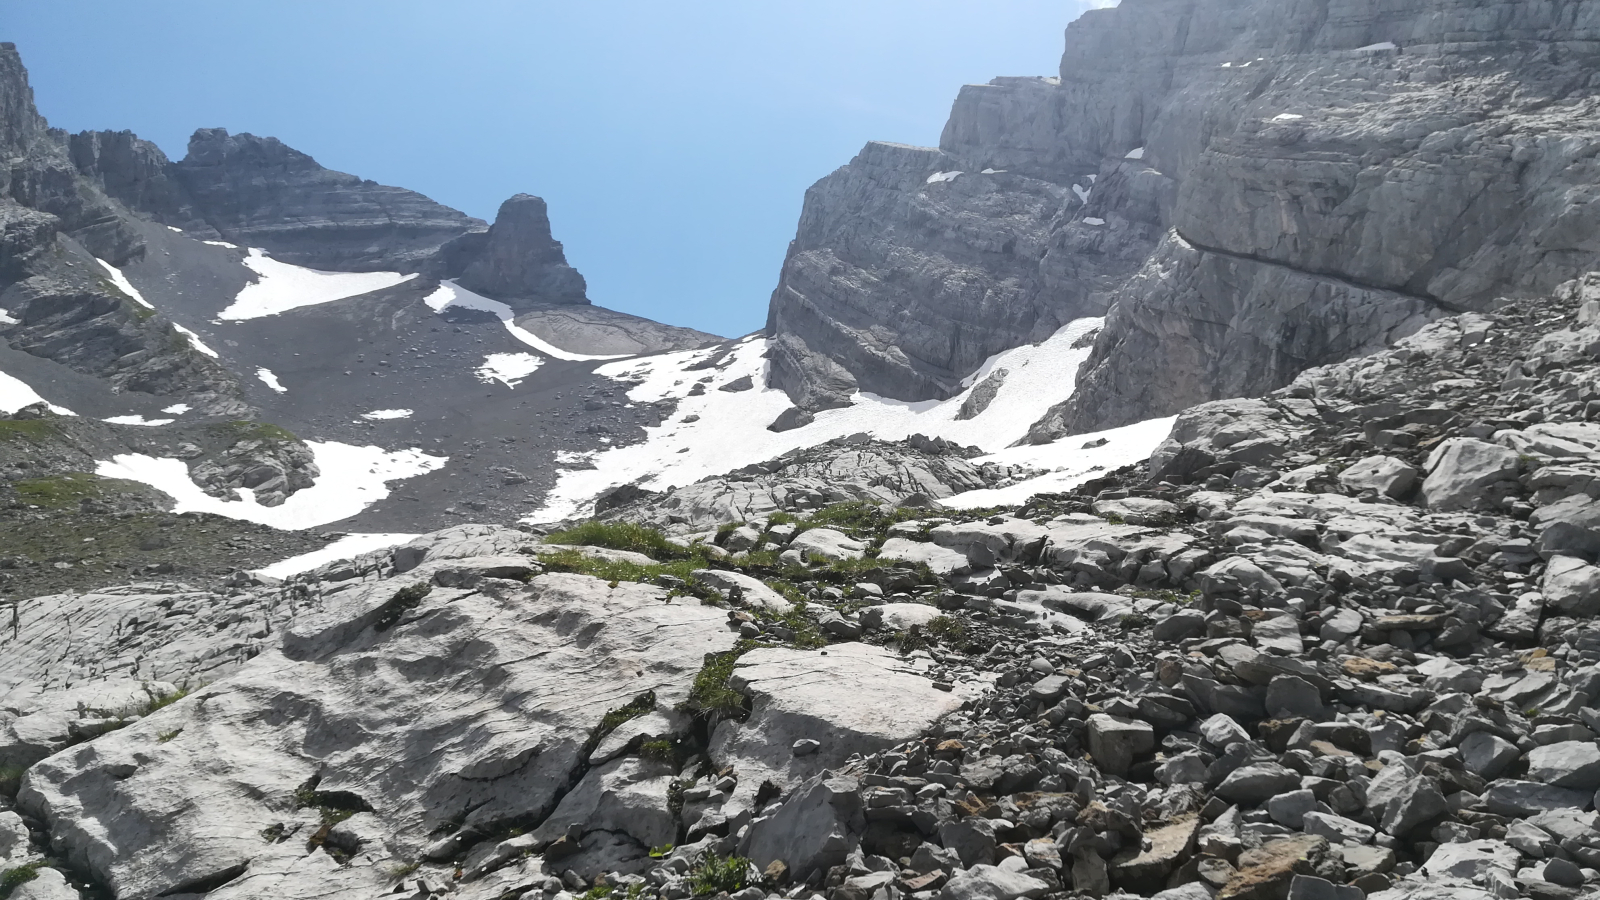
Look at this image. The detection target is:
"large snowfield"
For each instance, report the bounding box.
[219,250,417,320]
[0,371,75,416]
[530,318,1174,522]
[96,442,448,529]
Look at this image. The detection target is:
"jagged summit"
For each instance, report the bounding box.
[456,193,589,307]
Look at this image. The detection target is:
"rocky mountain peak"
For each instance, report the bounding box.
[456,192,589,307]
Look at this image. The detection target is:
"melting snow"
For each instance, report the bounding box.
[423,282,629,362]
[0,371,75,416]
[926,171,962,184]
[167,226,183,233]
[361,409,414,420]
[96,442,448,529]
[1083,217,1106,226]
[1356,41,1397,52]
[219,249,416,320]
[940,417,1177,508]
[162,404,192,415]
[1124,147,1145,160]
[530,318,1172,522]
[1072,184,1091,204]
[0,308,15,325]
[203,240,239,249]
[477,352,544,387]
[256,532,419,579]
[173,323,219,358]
[1272,113,1304,122]
[980,168,1006,174]
[104,415,175,427]
[97,259,154,309]
[257,367,287,393]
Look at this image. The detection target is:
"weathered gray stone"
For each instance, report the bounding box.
[1526,740,1600,791]
[1087,713,1155,776]
[1420,439,1521,511]
[1338,456,1419,499]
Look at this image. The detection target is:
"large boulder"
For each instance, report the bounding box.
[1419,439,1521,511]
[15,573,736,899]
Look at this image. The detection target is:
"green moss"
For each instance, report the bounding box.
[0,765,25,798]
[537,547,707,585]
[0,863,41,900]
[545,521,692,560]
[639,738,678,763]
[682,641,756,718]
[145,684,194,715]
[591,691,657,749]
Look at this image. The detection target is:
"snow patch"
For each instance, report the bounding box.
[531,318,1172,523]
[97,259,154,310]
[1083,217,1106,226]
[423,281,629,362]
[1272,113,1304,122]
[361,409,414,420]
[167,226,183,233]
[980,168,1006,175]
[104,415,174,427]
[1072,184,1091,204]
[0,371,75,416]
[0,308,16,325]
[256,532,418,579]
[257,367,287,393]
[1356,41,1397,52]
[476,352,544,387]
[1124,147,1145,160]
[162,404,192,415]
[926,171,962,184]
[203,240,239,249]
[173,323,219,358]
[96,442,448,529]
[219,249,415,320]
[941,417,1177,508]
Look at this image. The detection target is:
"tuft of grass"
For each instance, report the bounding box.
[690,854,754,896]
[546,521,693,560]
[591,691,657,749]
[0,765,25,798]
[537,548,707,586]
[682,641,755,718]
[145,684,194,716]
[649,843,675,859]
[0,863,41,900]
[925,615,969,644]
[639,738,678,763]
[374,583,431,632]
[157,728,183,743]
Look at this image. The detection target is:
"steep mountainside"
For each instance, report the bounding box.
[766,0,1600,436]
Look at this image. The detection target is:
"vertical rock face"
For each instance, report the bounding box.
[766,1,1600,431]
[456,193,588,306]
[169,128,486,272]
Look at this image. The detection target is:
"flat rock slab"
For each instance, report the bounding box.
[17,572,736,900]
[711,643,986,812]
[693,569,792,613]
[878,537,970,574]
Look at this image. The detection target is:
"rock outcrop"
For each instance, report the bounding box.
[455,193,588,306]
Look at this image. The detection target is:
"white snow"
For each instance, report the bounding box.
[103,415,175,427]
[0,371,75,416]
[167,226,183,233]
[979,168,1006,175]
[96,441,448,529]
[1083,217,1106,226]
[1272,113,1304,122]
[361,408,414,420]
[476,352,544,387]
[926,171,962,184]
[172,323,219,358]
[97,259,154,310]
[257,367,287,393]
[0,308,16,325]
[219,249,416,320]
[203,240,239,249]
[423,281,629,362]
[256,532,418,579]
[530,318,1173,523]
[1124,147,1145,160]
[162,404,192,415]
[1072,184,1091,204]
[1356,41,1397,52]
[940,417,1177,508]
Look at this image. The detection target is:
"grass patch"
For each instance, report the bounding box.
[537,547,706,586]
[690,854,754,896]
[158,728,183,743]
[682,641,756,718]
[0,863,41,900]
[591,691,657,750]
[639,738,679,764]
[545,521,693,560]
[0,420,60,443]
[145,684,194,716]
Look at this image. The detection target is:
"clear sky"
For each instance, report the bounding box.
[9,1,1102,337]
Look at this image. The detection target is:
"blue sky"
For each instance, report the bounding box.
[10,1,1099,337]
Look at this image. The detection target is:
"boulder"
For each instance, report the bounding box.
[692,569,792,613]
[1541,556,1600,616]
[1526,740,1600,790]
[1338,456,1419,499]
[1482,780,1593,817]
[1420,439,1520,511]
[789,528,867,561]
[1216,764,1301,806]
[741,771,863,882]
[877,537,969,574]
[939,864,1049,900]
[1419,839,1519,882]
[1087,714,1155,776]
